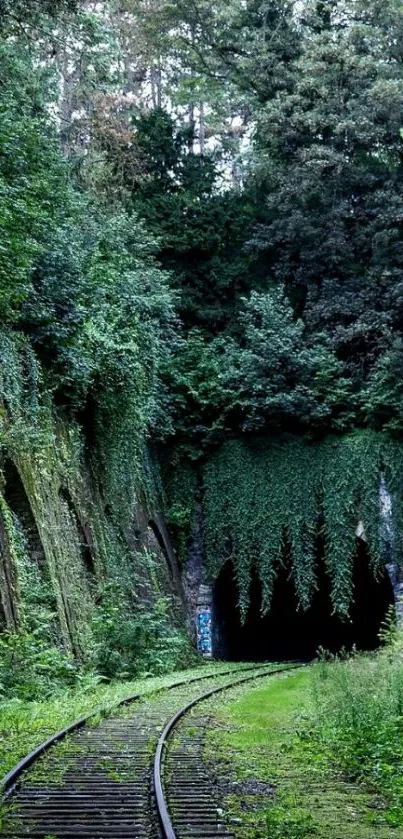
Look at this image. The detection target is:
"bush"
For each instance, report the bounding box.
[311,633,403,825]
[90,595,196,680]
[0,631,78,701]
[0,593,196,702]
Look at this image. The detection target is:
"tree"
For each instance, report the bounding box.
[216,290,353,433]
[0,0,76,30]
[0,43,72,322]
[0,30,175,462]
[251,0,403,394]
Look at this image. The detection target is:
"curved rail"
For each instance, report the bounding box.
[0,661,276,799]
[154,663,302,839]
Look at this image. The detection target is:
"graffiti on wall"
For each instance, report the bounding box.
[196,606,212,656]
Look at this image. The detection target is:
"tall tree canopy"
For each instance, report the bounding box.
[4,0,403,441]
[4,0,403,442]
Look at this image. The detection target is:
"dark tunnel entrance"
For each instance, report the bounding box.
[212,541,395,661]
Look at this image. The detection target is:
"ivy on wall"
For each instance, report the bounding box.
[159,450,199,567]
[0,330,184,663]
[203,433,403,618]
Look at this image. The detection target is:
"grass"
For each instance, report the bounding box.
[205,666,403,838]
[311,642,403,827]
[0,660,262,780]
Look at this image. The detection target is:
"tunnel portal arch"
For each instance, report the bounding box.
[212,542,395,661]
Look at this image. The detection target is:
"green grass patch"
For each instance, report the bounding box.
[311,643,403,828]
[206,667,403,838]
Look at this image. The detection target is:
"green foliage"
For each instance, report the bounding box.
[0,494,59,639]
[207,666,391,837]
[363,341,403,432]
[161,330,227,445]
[0,632,77,701]
[162,290,356,443]
[203,432,396,617]
[6,0,403,707]
[0,25,183,679]
[91,593,195,680]
[85,213,175,518]
[98,106,257,331]
[311,641,403,825]
[127,0,403,444]
[0,43,69,323]
[0,331,42,450]
[0,0,191,695]
[0,0,76,30]
[266,805,317,839]
[0,34,175,456]
[248,0,403,401]
[216,290,354,434]
[160,454,199,564]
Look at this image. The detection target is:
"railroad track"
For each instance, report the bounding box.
[1,662,300,839]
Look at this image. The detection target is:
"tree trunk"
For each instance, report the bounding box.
[199,102,205,154]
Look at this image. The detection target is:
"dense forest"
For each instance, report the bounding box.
[2,0,403,692]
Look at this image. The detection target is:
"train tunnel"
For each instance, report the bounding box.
[212,540,395,661]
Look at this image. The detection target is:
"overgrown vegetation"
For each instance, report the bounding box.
[2,0,403,696]
[0,661,252,780]
[0,0,188,692]
[206,661,403,838]
[203,433,403,616]
[311,635,403,827]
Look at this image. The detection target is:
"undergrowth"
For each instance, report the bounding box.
[205,660,403,838]
[0,596,200,777]
[311,625,403,827]
[90,594,196,682]
[0,593,197,702]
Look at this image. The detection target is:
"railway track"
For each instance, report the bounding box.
[1,662,300,839]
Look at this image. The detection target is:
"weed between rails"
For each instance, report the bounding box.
[0,662,256,780]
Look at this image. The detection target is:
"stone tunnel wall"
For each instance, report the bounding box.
[182,506,213,657]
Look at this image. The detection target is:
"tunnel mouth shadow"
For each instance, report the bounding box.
[212,542,395,661]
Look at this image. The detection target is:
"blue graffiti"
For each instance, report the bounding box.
[197,607,212,656]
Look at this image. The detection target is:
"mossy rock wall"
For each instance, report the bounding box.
[0,415,186,660]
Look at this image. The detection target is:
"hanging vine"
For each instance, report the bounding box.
[203,432,402,618]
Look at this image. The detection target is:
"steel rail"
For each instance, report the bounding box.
[0,660,277,800]
[154,662,303,839]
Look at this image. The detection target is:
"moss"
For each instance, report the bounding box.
[0,405,186,662]
[205,669,403,838]
[0,662,251,778]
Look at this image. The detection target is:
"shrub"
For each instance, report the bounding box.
[90,595,196,680]
[0,632,78,701]
[311,633,403,825]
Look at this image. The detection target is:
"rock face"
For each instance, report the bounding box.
[380,476,403,626]
[182,506,205,619]
[182,507,213,657]
[0,421,187,660]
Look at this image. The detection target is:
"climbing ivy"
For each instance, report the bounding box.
[0,330,173,661]
[203,433,402,618]
[159,450,199,566]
